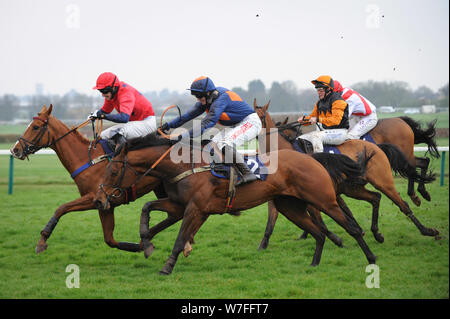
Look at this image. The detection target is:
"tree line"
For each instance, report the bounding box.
[0,80,448,122]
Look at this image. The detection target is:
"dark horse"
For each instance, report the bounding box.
[95,132,377,274]
[10,104,167,253]
[253,100,439,250]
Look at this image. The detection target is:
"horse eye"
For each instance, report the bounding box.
[32,125,40,130]
[111,170,118,177]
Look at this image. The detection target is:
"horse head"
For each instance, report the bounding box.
[10,104,54,160]
[253,98,273,129]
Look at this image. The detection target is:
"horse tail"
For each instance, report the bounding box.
[400,116,440,158]
[311,151,373,186]
[377,143,436,184]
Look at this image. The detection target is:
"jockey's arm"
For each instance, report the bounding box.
[319,100,348,128]
[167,103,206,129]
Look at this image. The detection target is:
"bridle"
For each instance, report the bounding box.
[16,117,93,159]
[255,106,305,141]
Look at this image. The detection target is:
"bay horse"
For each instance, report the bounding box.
[94,132,378,275]
[369,116,439,206]
[253,100,439,250]
[10,104,166,254]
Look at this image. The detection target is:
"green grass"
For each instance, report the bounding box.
[0,155,448,299]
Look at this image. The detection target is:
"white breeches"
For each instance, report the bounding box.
[298,127,348,153]
[100,116,157,140]
[212,113,262,150]
[347,112,378,140]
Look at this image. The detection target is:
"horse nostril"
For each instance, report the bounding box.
[94,200,104,210]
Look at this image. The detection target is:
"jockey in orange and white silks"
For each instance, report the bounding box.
[297,75,349,153]
[333,80,378,140]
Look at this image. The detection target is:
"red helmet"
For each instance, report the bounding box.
[92,72,119,90]
[333,80,343,93]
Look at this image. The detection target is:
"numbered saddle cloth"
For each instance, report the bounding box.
[292,139,341,155]
[210,156,269,181]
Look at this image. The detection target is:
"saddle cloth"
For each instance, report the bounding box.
[210,156,269,181]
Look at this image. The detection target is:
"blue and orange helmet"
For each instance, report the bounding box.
[188,76,216,97]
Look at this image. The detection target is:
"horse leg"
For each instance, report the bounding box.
[159,203,208,275]
[415,156,431,201]
[316,201,376,264]
[375,183,439,238]
[273,197,326,266]
[36,193,97,253]
[258,200,279,250]
[140,199,186,258]
[407,178,421,207]
[342,187,383,243]
[307,205,343,248]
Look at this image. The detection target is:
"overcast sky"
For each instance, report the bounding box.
[1,0,448,96]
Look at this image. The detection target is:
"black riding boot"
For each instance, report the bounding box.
[111,133,127,155]
[222,145,258,186]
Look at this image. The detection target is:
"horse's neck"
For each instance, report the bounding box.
[261,115,293,152]
[49,119,96,174]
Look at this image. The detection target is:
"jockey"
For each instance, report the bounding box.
[333,80,378,140]
[89,72,156,149]
[297,75,349,153]
[161,76,262,185]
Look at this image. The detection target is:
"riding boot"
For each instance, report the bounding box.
[297,138,314,154]
[222,145,258,186]
[111,133,127,155]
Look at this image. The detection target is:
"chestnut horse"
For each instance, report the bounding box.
[95,133,377,274]
[253,100,439,250]
[10,104,166,253]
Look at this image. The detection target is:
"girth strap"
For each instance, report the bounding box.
[169,166,211,184]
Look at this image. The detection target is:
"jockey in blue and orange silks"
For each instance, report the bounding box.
[161,76,262,185]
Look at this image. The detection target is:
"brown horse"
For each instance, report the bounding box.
[94,132,377,274]
[253,100,439,250]
[369,116,439,206]
[10,104,166,253]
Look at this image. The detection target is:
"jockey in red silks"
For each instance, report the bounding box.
[89,72,156,149]
[333,80,378,140]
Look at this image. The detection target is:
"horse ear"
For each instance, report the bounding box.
[283,117,289,125]
[47,104,53,115]
[253,98,257,109]
[38,105,47,116]
[263,100,271,112]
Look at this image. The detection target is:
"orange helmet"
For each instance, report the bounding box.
[311,75,334,90]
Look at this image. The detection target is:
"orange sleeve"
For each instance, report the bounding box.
[302,103,318,125]
[318,99,347,127]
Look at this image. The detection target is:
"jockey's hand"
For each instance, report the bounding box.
[88,109,104,121]
[160,123,170,133]
[297,115,306,123]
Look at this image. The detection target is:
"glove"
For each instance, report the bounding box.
[160,122,170,133]
[88,109,103,120]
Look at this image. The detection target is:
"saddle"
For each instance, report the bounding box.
[293,138,342,155]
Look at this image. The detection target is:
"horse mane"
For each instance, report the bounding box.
[127,132,172,151]
[50,115,91,146]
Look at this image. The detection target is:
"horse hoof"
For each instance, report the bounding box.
[375,233,385,243]
[159,267,172,275]
[258,239,268,250]
[35,243,48,254]
[183,242,192,257]
[144,243,155,259]
[412,196,421,207]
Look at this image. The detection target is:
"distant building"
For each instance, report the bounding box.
[421,105,436,113]
[379,106,396,113]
